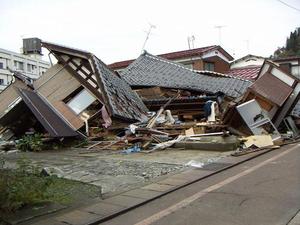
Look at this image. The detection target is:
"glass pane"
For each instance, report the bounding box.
[67,89,96,114]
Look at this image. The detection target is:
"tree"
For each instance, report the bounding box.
[273,27,300,58]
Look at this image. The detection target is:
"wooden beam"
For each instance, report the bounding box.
[54,53,106,105]
[69,60,98,88]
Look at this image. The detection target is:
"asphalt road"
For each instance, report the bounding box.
[100,143,300,225]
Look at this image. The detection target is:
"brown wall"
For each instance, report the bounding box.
[192,60,204,70]
[191,56,230,73]
[34,64,84,130]
[202,56,230,73]
[279,63,291,74]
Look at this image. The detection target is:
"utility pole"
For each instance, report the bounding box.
[214,25,226,46]
[141,24,156,52]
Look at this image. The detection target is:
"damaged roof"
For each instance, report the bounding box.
[41,41,148,122]
[18,88,79,137]
[249,72,293,106]
[121,52,252,98]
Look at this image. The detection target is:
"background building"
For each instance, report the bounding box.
[272,56,300,79]
[109,45,234,74]
[0,38,50,92]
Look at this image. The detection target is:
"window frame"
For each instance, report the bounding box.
[204,62,215,71]
[66,88,96,115]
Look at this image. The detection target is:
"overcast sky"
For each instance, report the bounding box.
[0,0,300,64]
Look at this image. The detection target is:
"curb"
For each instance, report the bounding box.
[30,143,297,225]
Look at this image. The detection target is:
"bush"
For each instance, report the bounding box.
[16,134,44,152]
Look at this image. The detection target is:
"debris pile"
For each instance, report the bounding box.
[0,40,299,156]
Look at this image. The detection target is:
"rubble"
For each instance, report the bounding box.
[0,40,299,162]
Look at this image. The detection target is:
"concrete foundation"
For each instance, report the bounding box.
[174,135,239,151]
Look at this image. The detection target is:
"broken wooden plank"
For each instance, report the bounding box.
[146,92,180,129]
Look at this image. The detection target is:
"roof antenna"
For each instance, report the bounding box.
[187,35,195,49]
[141,23,156,53]
[214,25,226,46]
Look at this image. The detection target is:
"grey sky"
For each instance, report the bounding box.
[0,0,299,64]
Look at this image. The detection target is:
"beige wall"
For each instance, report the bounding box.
[34,64,84,130]
[0,79,29,118]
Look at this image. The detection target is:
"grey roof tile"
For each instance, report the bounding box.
[91,55,148,120]
[121,52,252,98]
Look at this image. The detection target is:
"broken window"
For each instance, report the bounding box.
[66,89,96,115]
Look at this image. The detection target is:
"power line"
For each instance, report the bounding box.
[276,0,300,12]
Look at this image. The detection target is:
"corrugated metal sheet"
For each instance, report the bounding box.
[249,72,293,106]
[18,89,78,137]
[121,52,252,98]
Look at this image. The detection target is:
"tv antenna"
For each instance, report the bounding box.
[141,23,156,52]
[187,35,195,49]
[214,25,226,45]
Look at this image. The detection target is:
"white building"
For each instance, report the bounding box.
[230,54,265,69]
[0,47,50,92]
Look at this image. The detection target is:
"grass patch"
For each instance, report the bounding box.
[0,158,101,214]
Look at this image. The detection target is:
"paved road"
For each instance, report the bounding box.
[101,144,300,225]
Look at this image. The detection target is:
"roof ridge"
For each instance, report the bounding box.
[42,40,91,54]
[230,65,262,70]
[157,45,217,56]
[144,52,252,83]
[145,52,198,73]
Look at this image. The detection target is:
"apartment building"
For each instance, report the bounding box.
[0,42,50,91]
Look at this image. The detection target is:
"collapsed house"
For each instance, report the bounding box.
[224,60,300,138]
[0,41,148,139]
[120,51,252,123]
[0,40,299,154]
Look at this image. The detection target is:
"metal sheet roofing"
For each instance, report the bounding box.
[121,52,252,98]
[249,72,293,106]
[18,89,79,137]
[226,66,261,81]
